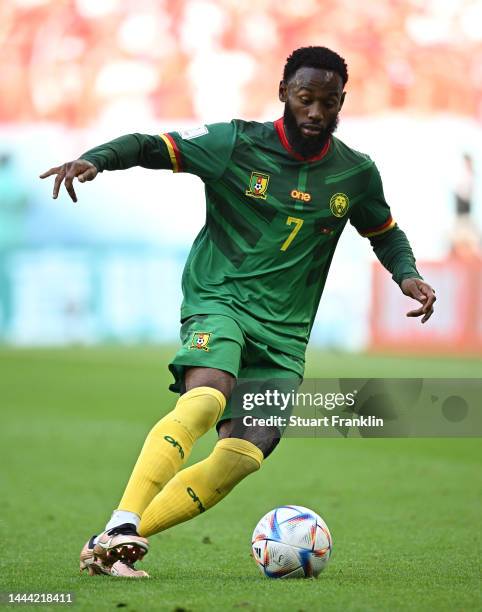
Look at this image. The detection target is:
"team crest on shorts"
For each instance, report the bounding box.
[329,192,349,217]
[245,171,270,200]
[190,332,212,351]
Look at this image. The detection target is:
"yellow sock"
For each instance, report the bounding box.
[138,438,263,537]
[117,387,226,517]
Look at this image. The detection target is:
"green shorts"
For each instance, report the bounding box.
[169,314,303,426]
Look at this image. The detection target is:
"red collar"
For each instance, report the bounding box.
[274,117,331,162]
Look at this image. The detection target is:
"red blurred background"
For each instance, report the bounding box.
[2,0,482,125]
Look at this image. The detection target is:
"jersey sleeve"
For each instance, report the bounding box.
[350,162,422,284]
[81,133,173,171]
[349,163,397,238]
[159,121,237,182]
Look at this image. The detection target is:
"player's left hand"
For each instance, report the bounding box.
[400,278,436,324]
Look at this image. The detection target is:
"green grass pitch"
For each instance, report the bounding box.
[1,346,480,611]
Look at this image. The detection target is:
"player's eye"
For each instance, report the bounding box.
[299,97,312,105]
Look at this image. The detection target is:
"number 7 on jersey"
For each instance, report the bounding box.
[280,216,304,251]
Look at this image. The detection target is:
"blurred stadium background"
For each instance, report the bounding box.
[1,0,481,354]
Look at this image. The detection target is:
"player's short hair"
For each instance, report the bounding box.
[283,46,348,86]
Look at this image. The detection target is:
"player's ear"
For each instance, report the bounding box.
[279,80,287,103]
[339,91,346,110]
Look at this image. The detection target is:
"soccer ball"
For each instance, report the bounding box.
[251,505,332,579]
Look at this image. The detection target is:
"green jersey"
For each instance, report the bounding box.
[157,119,419,357]
[83,120,421,359]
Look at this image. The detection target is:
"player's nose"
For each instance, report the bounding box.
[307,103,324,124]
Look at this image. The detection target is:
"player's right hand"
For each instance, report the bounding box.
[39,159,98,203]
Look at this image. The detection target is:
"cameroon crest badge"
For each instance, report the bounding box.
[329,192,349,217]
[190,332,211,351]
[246,171,270,200]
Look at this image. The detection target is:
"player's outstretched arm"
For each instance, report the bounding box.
[40,133,173,203]
[39,159,98,203]
[400,277,436,324]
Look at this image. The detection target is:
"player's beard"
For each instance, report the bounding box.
[283,104,339,158]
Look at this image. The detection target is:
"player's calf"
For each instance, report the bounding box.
[118,385,227,517]
[138,438,263,536]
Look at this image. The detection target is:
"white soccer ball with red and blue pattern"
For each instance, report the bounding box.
[251,505,332,579]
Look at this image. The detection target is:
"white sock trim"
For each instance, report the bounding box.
[104,509,141,533]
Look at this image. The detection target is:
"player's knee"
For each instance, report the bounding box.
[185,367,236,400]
[218,420,281,459]
[246,426,281,458]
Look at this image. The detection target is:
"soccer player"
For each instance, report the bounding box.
[40,46,436,578]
